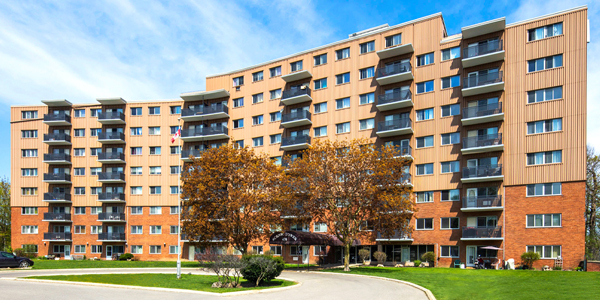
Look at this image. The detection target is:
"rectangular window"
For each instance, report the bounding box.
[149,245,162,254]
[441,190,460,201]
[131,186,143,195]
[441,133,460,145]
[91,245,103,254]
[21,149,38,157]
[131,245,143,254]
[527,86,563,103]
[90,167,101,175]
[90,129,101,137]
[416,192,434,203]
[313,222,327,232]
[74,109,85,118]
[90,225,102,234]
[270,246,282,255]
[74,148,85,156]
[148,127,160,135]
[441,246,459,257]
[526,245,561,259]
[359,118,375,130]
[441,47,460,61]
[416,163,434,175]
[73,129,85,137]
[149,186,162,195]
[21,207,38,215]
[74,207,86,215]
[270,112,281,122]
[441,75,460,89]
[336,73,350,84]
[170,246,180,254]
[233,97,244,107]
[314,126,327,137]
[359,93,375,105]
[416,136,434,148]
[131,206,143,214]
[528,54,563,72]
[336,122,350,134]
[170,166,180,174]
[130,127,142,136]
[314,245,327,256]
[21,130,38,138]
[417,52,434,66]
[21,168,38,176]
[359,67,375,79]
[21,244,38,253]
[527,214,562,228]
[22,111,38,119]
[314,78,327,90]
[90,187,101,195]
[252,137,264,147]
[252,115,264,125]
[150,226,162,234]
[21,187,38,195]
[235,140,244,149]
[149,147,161,155]
[314,102,327,113]
[74,245,86,253]
[148,107,160,115]
[270,66,282,77]
[21,225,38,234]
[170,126,180,135]
[314,53,327,66]
[170,146,181,155]
[385,34,401,47]
[526,150,562,165]
[74,187,85,195]
[441,161,460,173]
[91,207,102,215]
[130,226,143,234]
[131,147,142,155]
[90,109,101,117]
[290,60,303,72]
[131,107,142,116]
[416,80,434,94]
[74,225,86,234]
[441,104,460,117]
[336,97,350,109]
[232,76,244,87]
[441,217,460,229]
[170,206,180,214]
[130,167,142,175]
[335,48,350,60]
[528,23,563,41]
[73,168,85,176]
[170,225,180,235]
[416,108,434,121]
[170,106,181,114]
[252,71,263,82]
[416,218,433,230]
[252,93,263,104]
[360,41,375,54]
[270,134,281,144]
[527,183,562,196]
[527,118,562,134]
[270,89,282,100]
[90,148,101,156]
[272,156,282,166]
[149,166,161,175]
[233,119,244,129]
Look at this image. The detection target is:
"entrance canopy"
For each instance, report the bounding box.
[269,231,360,246]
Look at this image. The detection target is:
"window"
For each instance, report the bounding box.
[527,150,562,165]
[335,48,350,60]
[150,186,162,195]
[441,133,460,145]
[290,224,309,232]
[90,187,101,195]
[90,109,101,117]
[385,34,401,47]
[270,89,282,100]
[74,109,85,117]
[232,76,244,87]
[91,207,102,215]
[314,222,327,232]
[235,140,244,149]
[90,167,101,175]
[21,168,38,176]
[131,147,142,155]
[74,207,85,215]
[290,60,303,72]
[170,166,180,174]
[416,80,434,94]
[270,112,281,122]
[314,245,327,256]
[252,115,263,125]
[416,163,434,175]
[314,78,327,90]
[270,246,282,255]
[527,214,561,228]
[150,245,162,254]
[527,183,562,196]
[336,122,350,134]
[131,245,143,254]
[441,104,460,117]
[90,129,101,137]
[270,66,281,77]
[359,93,374,105]
[170,206,180,214]
[360,41,375,54]
[526,245,561,259]
[359,118,374,130]
[74,245,86,253]
[528,22,563,41]
[170,106,181,114]
[131,226,143,234]
[21,187,38,195]
[130,127,142,136]
[416,218,433,230]
[91,245,102,254]
[22,111,38,119]
[416,192,434,203]
[170,246,180,254]
[441,217,459,229]
[148,107,160,115]
[90,225,102,234]
[74,168,85,176]
[74,225,86,234]
[149,147,161,155]
[416,136,434,148]
[359,67,375,79]
[270,134,281,144]
[233,97,244,107]
[170,187,179,196]
[74,187,85,195]
[131,206,143,214]
[252,137,264,147]
[74,148,85,156]
[528,54,563,72]
[441,246,459,257]
[149,166,161,175]
[314,126,327,137]
[21,207,38,215]
[272,156,282,166]
[527,86,562,103]
[21,225,38,234]
[252,93,263,104]
[252,71,263,82]
[88,148,100,156]
[232,119,244,129]
[131,186,143,195]
[314,53,327,66]
[130,167,142,175]
[148,127,160,135]
[441,190,460,201]
[441,47,460,61]
[150,226,162,234]
[21,149,37,157]
[441,75,460,89]
[417,52,434,66]
[416,108,434,121]
[22,244,38,253]
[441,161,460,173]
[336,97,350,109]
[131,107,142,116]
[170,126,180,135]
[314,102,327,113]
[527,118,562,134]
[21,130,38,138]
[170,146,181,155]
[336,72,350,84]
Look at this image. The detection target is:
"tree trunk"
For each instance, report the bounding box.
[344,243,350,272]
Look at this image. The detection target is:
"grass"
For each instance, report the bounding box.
[25,273,296,293]
[284,263,318,269]
[26,259,200,270]
[324,266,600,300]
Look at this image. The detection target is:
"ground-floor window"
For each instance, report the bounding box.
[131,245,143,254]
[91,245,102,254]
[314,245,327,256]
[113,246,125,254]
[22,244,38,253]
[440,245,459,258]
[270,246,282,255]
[476,247,498,258]
[150,245,161,254]
[290,245,301,255]
[382,245,434,262]
[53,245,66,253]
[251,246,263,254]
[74,245,86,253]
[169,246,179,254]
[527,245,561,259]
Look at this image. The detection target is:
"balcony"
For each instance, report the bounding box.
[181,149,203,162]
[281,88,312,105]
[181,104,229,122]
[281,70,313,83]
[43,193,72,203]
[281,135,311,151]
[376,118,413,137]
[461,226,503,241]
[43,173,72,184]
[43,232,72,242]
[461,17,505,39]
[181,126,229,142]
[98,111,126,125]
[98,232,126,242]
[462,133,504,155]
[281,110,312,128]
[42,213,72,222]
[462,40,505,68]
[43,113,71,126]
[97,192,126,203]
[43,153,71,165]
[376,90,413,111]
[97,152,125,164]
[376,230,413,242]
[180,89,230,102]
[462,164,503,183]
[97,212,126,222]
[98,132,126,144]
[97,172,126,183]
[43,133,71,145]
[376,62,413,86]
[462,71,504,97]
[376,43,414,59]
[461,102,504,126]
[462,196,503,212]
[399,174,412,188]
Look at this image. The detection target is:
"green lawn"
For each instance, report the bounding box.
[25,273,296,293]
[27,259,200,270]
[324,267,600,300]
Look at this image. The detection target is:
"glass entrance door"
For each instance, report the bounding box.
[466,246,477,267]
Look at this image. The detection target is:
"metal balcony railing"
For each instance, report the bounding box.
[181,149,203,159]
[463,195,503,209]
[378,90,412,105]
[463,102,503,119]
[462,164,503,179]
[44,173,71,182]
[281,87,311,100]
[282,135,311,147]
[98,193,125,201]
[98,232,126,241]
[181,126,228,138]
[181,104,228,117]
[464,39,503,59]
[377,230,412,240]
[98,132,125,141]
[98,111,125,121]
[463,71,503,89]
[43,153,71,162]
[98,152,125,161]
[43,113,71,123]
[43,133,71,143]
[43,213,71,221]
[378,118,412,132]
[384,142,412,157]
[462,226,502,239]
[43,232,72,241]
[98,172,125,181]
[282,110,311,123]
[377,62,411,78]
[463,133,502,149]
[44,193,72,201]
[98,212,126,221]
[399,173,412,185]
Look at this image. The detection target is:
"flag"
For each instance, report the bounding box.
[171,128,180,143]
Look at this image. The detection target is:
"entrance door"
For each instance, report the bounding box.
[106,246,113,259]
[64,245,71,260]
[401,246,410,262]
[466,246,477,267]
[466,188,478,208]
[302,246,309,264]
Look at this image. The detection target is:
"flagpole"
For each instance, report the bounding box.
[177,116,182,279]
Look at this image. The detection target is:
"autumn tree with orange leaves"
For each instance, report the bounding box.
[284,138,414,271]
[181,143,286,255]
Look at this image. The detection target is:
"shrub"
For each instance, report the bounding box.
[414,260,422,267]
[373,251,387,263]
[521,251,540,269]
[358,248,371,264]
[13,248,25,257]
[241,255,285,286]
[421,252,435,267]
[554,265,562,271]
[119,253,134,261]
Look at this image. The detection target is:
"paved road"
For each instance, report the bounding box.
[0,268,428,300]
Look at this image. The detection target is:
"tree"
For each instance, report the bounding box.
[181,143,285,255]
[284,139,414,271]
[0,177,10,252]
[586,146,600,260]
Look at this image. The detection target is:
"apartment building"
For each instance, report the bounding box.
[10,6,587,268]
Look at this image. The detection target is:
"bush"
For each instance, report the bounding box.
[521,251,540,269]
[241,255,285,286]
[414,260,422,267]
[421,252,435,267]
[119,253,134,261]
[373,251,387,263]
[554,265,562,271]
[358,248,371,264]
[13,248,25,257]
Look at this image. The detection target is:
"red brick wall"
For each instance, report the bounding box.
[127,206,180,261]
[587,261,600,272]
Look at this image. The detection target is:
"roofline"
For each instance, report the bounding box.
[507,5,587,28]
[12,99,184,108]
[206,12,443,78]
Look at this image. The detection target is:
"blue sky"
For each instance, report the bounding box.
[0,0,597,179]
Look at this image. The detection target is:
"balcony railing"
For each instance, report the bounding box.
[282,87,311,100]
[98,172,125,181]
[462,226,502,239]
[463,102,503,119]
[384,142,412,157]
[98,132,125,141]
[378,118,412,132]
[399,174,412,185]
[98,111,125,122]
[43,232,72,241]
[43,173,71,182]
[463,71,503,89]
[282,110,311,123]
[98,193,125,201]
[43,153,71,162]
[181,126,228,138]
[378,90,412,106]
[281,135,311,147]
[98,212,126,221]
[463,164,503,179]
[43,113,71,123]
[377,62,411,78]
[181,149,203,160]
[98,232,126,241]
[463,133,502,149]
[43,213,71,221]
[376,230,412,240]
[464,40,503,59]
[43,133,71,143]
[181,104,229,117]
[463,196,503,209]
[44,193,72,201]
[98,152,125,161]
